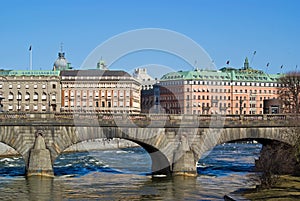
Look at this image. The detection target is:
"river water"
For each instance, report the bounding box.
[0,142,261,200]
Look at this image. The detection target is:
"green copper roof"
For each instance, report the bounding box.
[160,67,283,83]
[0,70,60,76]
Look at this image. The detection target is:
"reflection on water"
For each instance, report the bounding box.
[0,143,262,200]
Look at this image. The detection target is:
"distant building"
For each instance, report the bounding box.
[263,99,282,114]
[142,58,283,115]
[0,50,140,114]
[133,68,160,113]
[0,70,61,112]
[133,68,157,90]
[60,69,141,113]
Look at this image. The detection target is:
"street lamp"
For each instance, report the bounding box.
[48,93,51,113]
[0,96,4,112]
[17,90,20,112]
[239,99,244,115]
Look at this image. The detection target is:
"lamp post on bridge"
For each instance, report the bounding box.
[239,99,244,115]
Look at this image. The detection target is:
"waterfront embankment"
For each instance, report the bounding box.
[0,138,138,157]
[242,175,300,200]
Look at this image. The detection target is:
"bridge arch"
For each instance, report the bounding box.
[49,126,172,176]
[0,126,34,167]
[193,127,298,170]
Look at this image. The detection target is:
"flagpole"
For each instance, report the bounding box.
[250,51,256,65]
[29,45,32,71]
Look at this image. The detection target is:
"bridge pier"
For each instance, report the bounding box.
[27,134,54,177]
[172,150,197,176]
[171,134,197,177]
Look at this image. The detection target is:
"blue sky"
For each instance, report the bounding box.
[0,0,299,76]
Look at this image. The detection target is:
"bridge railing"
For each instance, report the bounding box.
[0,112,299,127]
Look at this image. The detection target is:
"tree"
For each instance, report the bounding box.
[279,71,300,113]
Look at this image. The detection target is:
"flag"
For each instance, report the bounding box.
[29,45,32,51]
[266,63,270,67]
[253,51,256,55]
[226,60,230,65]
[280,65,283,69]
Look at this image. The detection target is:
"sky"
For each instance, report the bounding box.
[0,0,299,77]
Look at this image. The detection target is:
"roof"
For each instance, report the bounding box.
[0,70,60,76]
[60,69,131,77]
[160,67,283,83]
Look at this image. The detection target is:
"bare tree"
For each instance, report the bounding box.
[278,71,300,113]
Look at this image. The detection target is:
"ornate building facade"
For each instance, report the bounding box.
[142,58,282,115]
[0,51,141,113]
[60,69,141,113]
[0,70,61,112]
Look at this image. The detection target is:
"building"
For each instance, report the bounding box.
[60,69,141,113]
[142,58,282,115]
[133,68,161,113]
[0,70,61,112]
[0,50,141,114]
[263,99,282,114]
[133,68,157,90]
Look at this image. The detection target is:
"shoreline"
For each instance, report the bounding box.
[240,175,300,200]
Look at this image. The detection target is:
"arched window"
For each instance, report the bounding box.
[8,92,14,100]
[42,92,47,101]
[33,92,38,101]
[25,92,30,101]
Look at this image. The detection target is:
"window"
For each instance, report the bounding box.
[9,84,12,89]
[25,85,29,89]
[42,93,47,100]
[17,92,22,100]
[25,93,30,101]
[52,84,56,89]
[42,84,46,89]
[34,84,37,89]
[33,93,38,101]
[6,92,11,101]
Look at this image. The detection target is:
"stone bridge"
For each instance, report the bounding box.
[0,113,299,177]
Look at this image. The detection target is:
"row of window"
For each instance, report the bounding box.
[162,80,281,87]
[162,102,263,109]
[7,105,48,111]
[160,95,274,101]
[188,88,279,94]
[64,90,131,98]
[1,84,57,90]
[7,92,56,101]
[64,100,131,108]
[62,83,134,88]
